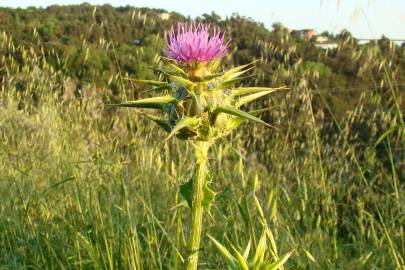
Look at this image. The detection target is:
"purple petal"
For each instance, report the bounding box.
[163,22,229,63]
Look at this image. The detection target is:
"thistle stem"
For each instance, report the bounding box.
[186,141,210,270]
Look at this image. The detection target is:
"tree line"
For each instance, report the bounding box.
[0,3,404,118]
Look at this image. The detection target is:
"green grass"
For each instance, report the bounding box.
[0,31,404,269]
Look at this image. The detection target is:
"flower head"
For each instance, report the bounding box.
[163,22,228,64]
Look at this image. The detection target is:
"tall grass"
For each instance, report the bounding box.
[0,26,404,270]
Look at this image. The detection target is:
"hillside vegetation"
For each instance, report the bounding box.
[0,4,404,269]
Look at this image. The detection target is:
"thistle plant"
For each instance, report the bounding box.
[117,22,286,269]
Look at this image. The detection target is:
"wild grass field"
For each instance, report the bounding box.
[0,9,404,269]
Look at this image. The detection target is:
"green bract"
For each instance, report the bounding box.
[118,60,287,142]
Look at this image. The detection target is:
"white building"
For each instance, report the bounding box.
[158,13,171,20]
[316,36,329,43]
[315,43,338,50]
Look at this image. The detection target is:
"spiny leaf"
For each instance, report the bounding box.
[235,91,275,108]
[169,75,194,89]
[213,74,256,91]
[207,235,237,268]
[243,239,252,261]
[145,64,194,88]
[165,73,195,89]
[223,60,258,77]
[207,58,221,72]
[249,108,271,116]
[144,66,173,75]
[203,183,216,212]
[227,238,249,270]
[116,96,178,110]
[145,66,191,86]
[194,72,225,82]
[166,117,198,140]
[180,173,216,211]
[252,231,267,266]
[143,114,172,133]
[149,84,173,92]
[124,78,170,88]
[228,108,270,129]
[118,108,172,133]
[166,62,188,76]
[188,91,201,111]
[209,61,256,88]
[211,105,271,127]
[108,106,172,132]
[160,56,187,74]
[265,228,279,257]
[262,250,294,270]
[222,66,255,81]
[231,86,288,97]
[179,178,193,208]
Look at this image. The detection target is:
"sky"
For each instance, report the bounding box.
[1,0,404,40]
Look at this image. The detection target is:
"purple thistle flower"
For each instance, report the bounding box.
[163,22,228,63]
